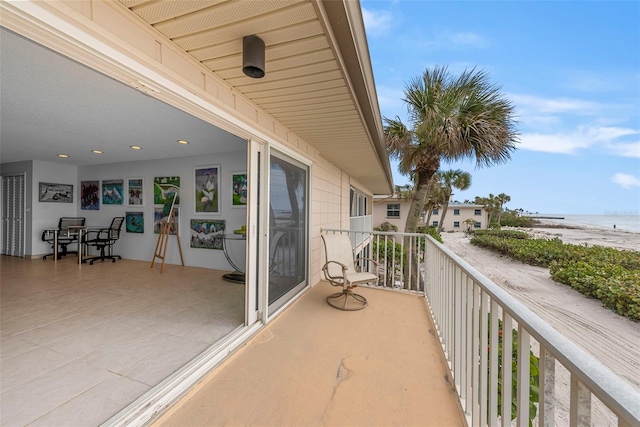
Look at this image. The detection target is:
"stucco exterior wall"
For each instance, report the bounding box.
[429,205,489,232]
[373,199,488,233]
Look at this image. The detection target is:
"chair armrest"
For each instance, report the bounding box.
[322,260,349,279]
[354,257,379,272]
[83,228,108,242]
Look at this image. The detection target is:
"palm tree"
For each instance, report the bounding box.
[423,173,447,226]
[475,194,500,225]
[495,192,511,225]
[384,66,518,234]
[437,169,472,233]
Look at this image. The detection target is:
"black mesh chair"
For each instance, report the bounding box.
[42,217,85,260]
[82,216,124,265]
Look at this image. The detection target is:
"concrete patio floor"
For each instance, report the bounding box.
[154,282,466,427]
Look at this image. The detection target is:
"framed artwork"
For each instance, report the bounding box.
[102,179,124,205]
[125,212,144,233]
[154,176,180,205]
[194,165,220,214]
[39,182,73,203]
[190,219,225,250]
[80,180,99,210]
[127,177,144,206]
[154,206,179,234]
[231,172,247,207]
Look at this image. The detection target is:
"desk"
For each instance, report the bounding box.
[67,225,86,265]
[222,230,246,284]
[43,227,84,264]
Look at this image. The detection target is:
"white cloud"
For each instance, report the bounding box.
[519,126,640,155]
[519,132,592,154]
[509,93,601,115]
[611,173,640,189]
[361,7,393,37]
[606,141,640,158]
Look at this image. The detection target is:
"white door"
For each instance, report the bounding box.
[1,174,26,257]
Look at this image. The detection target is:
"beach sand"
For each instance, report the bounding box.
[441,227,639,425]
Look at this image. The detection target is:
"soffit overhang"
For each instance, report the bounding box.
[117,0,393,194]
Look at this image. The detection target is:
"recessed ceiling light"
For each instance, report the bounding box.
[177,140,189,145]
[92,150,103,154]
[57,154,69,158]
[130,145,142,150]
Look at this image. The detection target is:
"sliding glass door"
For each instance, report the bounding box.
[267,150,308,314]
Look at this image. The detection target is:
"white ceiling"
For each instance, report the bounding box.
[0,27,246,167]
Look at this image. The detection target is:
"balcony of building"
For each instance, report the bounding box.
[2,230,638,427]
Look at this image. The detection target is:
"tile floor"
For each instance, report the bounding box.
[0,255,245,426]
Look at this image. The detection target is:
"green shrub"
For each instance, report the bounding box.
[374,221,398,232]
[417,225,443,243]
[471,235,640,321]
[500,212,535,227]
[550,261,640,320]
[470,229,530,240]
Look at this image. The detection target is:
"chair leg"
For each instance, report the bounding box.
[326,288,368,311]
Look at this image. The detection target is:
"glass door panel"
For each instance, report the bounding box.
[267,151,308,313]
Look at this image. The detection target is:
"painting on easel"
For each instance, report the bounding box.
[154,192,179,234]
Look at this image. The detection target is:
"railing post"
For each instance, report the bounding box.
[539,347,555,427]
[489,300,499,426]
[501,314,513,427]
[480,290,489,426]
[516,326,531,427]
[570,375,591,427]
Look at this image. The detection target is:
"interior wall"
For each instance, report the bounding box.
[77,151,247,270]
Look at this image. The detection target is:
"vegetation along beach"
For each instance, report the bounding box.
[440,218,639,425]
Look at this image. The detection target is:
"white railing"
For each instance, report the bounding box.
[321,228,427,292]
[320,229,640,427]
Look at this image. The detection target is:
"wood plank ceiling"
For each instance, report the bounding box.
[117,0,392,193]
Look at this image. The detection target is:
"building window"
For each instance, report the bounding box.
[432,208,439,215]
[432,221,438,227]
[453,209,460,215]
[474,222,481,228]
[387,203,400,217]
[474,209,482,216]
[454,221,460,228]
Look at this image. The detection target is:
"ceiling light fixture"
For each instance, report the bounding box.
[130,145,142,150]
[242,35,265,78]
[57,154,69,158]
[177,140,189,145]
[92,150,103,154]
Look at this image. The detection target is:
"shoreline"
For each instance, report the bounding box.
[531,217,639,234]
[507,221,639,251]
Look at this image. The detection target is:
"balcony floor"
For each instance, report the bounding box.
[155,283,466,427]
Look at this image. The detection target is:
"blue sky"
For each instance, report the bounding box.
[361,0,640,215]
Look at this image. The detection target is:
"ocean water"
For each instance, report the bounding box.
[538,214,640,233]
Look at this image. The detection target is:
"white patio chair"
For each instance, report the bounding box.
[321,233,379,311]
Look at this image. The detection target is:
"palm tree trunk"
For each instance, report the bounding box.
[437,196,451,233]
[425,202,434,227]
[403,167,436,290]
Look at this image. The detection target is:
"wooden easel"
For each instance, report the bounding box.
[151,193,184,273]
